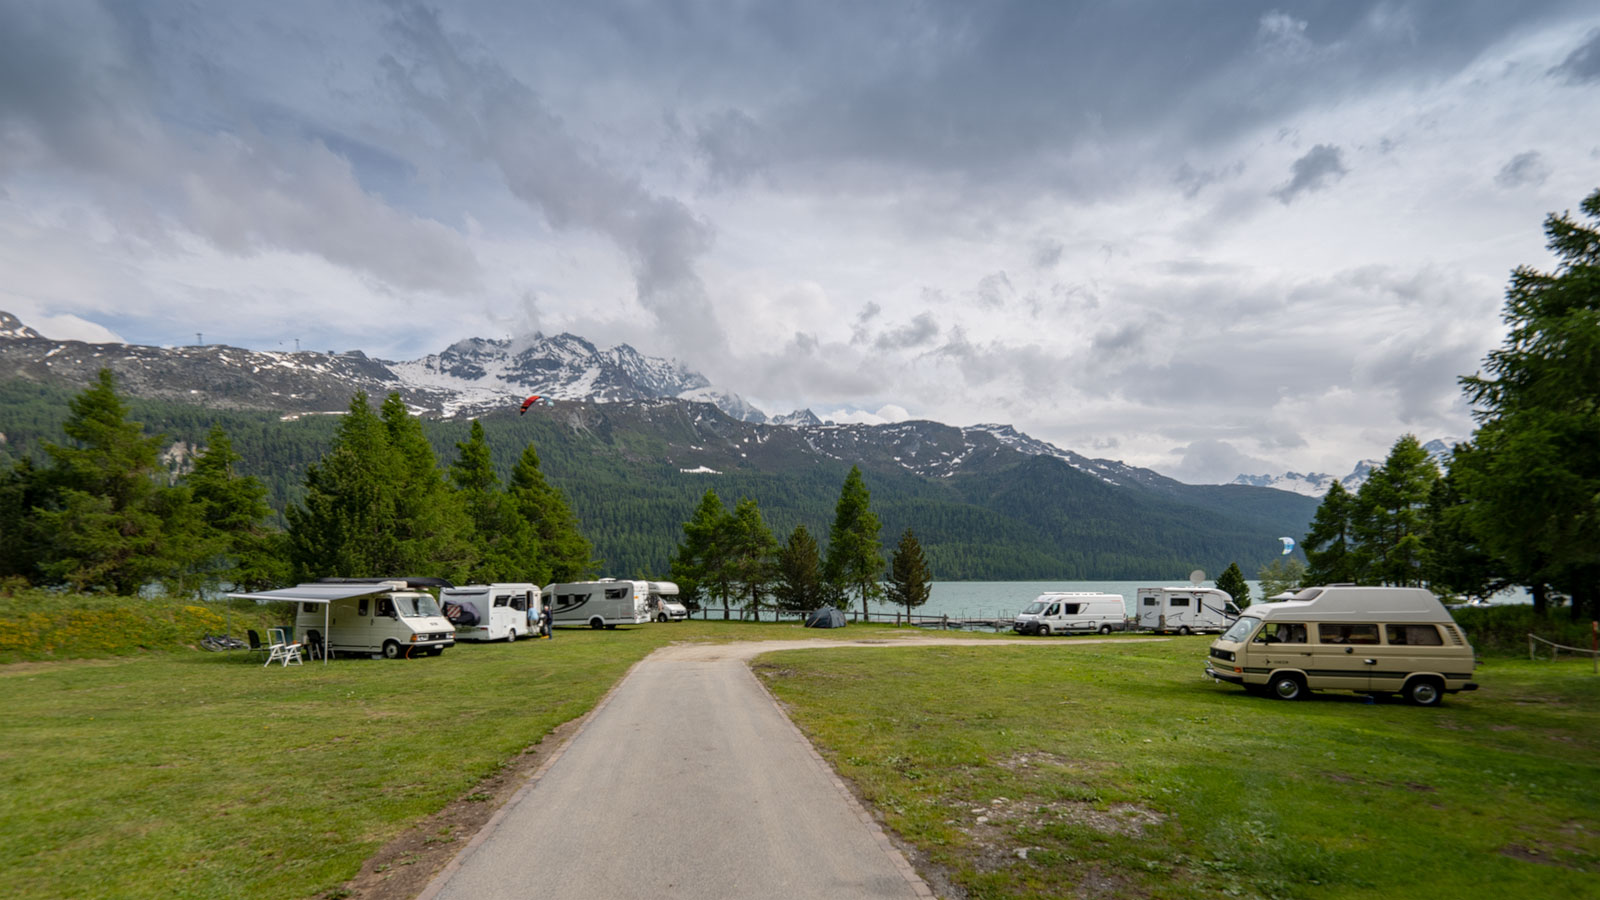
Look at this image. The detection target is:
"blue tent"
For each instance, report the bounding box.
[804,607,847,628]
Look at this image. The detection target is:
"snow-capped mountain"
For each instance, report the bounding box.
[0,312,766,422]
[1231,437,1462,497]
[771,408,822,427]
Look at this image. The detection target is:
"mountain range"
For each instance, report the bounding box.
[0,311,1320,579]
[1228,438,1461,497]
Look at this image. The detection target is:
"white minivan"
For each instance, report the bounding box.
[1013,592,1127,635]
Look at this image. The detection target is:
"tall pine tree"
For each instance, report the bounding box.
[825,466,884,620]
[449,419,541,583]
[670,489,732,617]
[885,528,932,622]
[507,442,593,582]
[724,497,778,621]
[1302,480,1358,586]
[1351,435,1438,587]
[185,424,286,591]
[773,524,825,613]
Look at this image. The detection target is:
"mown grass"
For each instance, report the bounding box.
[0,618,881,900]
[0,589,293,663]
[757,638,1600,900]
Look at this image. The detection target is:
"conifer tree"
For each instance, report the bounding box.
[671,489,732,617]
[722,497,778,621]
[1351,435,1438,586]
[449,420,541,583]
[1302,481,1358,586]
[508,442,593,582]
[824,466,884,620]
[773,524,824,613]
[186,424,286,591]
[1215,561,1251,607]
[380,393,473,581]
[884,528,932,621]
[1256,557,1306,601]
[286,392,404,579]
[31,369,185,594]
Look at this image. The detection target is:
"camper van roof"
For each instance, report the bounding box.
[227,582,411,604]
[1246,586,1452,622]
[317,576,454,589]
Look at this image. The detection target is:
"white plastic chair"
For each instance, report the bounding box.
[263,628,304,667]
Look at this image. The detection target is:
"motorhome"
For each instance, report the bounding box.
[649,582,689,622]
[1012,592,1127,635]
[1136,587,1241,634]
[227,579,455,659]
[441,583,540,641]
[1204,585,1479,706]
[542,579,654,629]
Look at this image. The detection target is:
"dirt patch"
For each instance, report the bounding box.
[1498,843,1583,870]
[949,795,1168,872]
[331,715,586,900]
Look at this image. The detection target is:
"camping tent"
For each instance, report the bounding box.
[804,607,847,628]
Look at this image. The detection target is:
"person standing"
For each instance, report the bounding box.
[539,603,553,639]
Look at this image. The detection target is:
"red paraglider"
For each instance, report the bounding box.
[519,395,551,414]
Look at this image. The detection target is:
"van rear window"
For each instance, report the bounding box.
[1386,624,1443,646]
[1143,597,1157,606]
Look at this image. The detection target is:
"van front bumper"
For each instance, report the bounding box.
[1205,662,1245,685]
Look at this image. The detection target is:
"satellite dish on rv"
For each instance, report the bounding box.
[1188,569,1205,586]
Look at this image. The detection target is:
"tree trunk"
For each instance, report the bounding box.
[1532,583,1548,617]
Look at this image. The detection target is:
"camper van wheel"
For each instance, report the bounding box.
[1404,677,1443,707]
[506,630,517,642]
[1177,626,1192,636]
[382,640,402,660]
[1099,624,1112,635]
[1270,673,1305,701]
[1037,624,1051,636]
[657,613,668,623]
[590,618,605,630]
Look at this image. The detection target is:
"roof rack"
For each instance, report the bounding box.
[315,576,456,589]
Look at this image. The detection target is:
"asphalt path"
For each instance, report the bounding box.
[420,636,1161,900]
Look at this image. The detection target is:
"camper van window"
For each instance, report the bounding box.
[376,598,395,617]
[302,602,317,614]
[393,594,443,618]
[604,588,627,600]
[1143,597,1158,606]
[359,598,369,616]
[1046,603,1060,616]
[1386,624,1444,646]
[1061,603,1080,615]
[1221,616,1259,643]
[1317,623,1379,645]
[1170,597,1191,607]
[1023,601,1048,615]
[512,595,527,612]
[494,595,511,607]
[1255,623,1307,644]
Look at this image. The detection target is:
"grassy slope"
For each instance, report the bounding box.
[758,639,1600,900]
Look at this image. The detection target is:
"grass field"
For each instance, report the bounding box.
[757,638,1600,899]
[0,618,855,900]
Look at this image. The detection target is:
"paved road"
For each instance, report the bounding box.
[422,636,1157,900]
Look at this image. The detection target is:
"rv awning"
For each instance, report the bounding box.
[225,584,388,665]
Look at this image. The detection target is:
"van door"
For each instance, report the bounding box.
[1312,623,1380,691]
[1376,624,1448,692]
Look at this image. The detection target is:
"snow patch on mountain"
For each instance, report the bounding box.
[1232,437,1463,497]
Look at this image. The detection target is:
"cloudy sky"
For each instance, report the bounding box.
[3,1,1598,483]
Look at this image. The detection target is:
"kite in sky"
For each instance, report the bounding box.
[519,395,551,414]
[1279,536,1296,556]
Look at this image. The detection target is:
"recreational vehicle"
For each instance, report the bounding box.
[441,583,540,641]
[1136,587,1240,634]
[226,579,455,659]
[542,579,654,629]
[1012,592,1127,635]
[1204,585,1479,706]
[649,582,688,622]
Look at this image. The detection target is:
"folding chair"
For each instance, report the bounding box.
[263,628,304,667]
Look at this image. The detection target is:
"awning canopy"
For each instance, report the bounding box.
[227,583,400,605]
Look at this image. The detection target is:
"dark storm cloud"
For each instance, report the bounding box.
[1551,28,1600,84]
[1494,151,1551,189]
[381,2,726,357]
[1272,144,1348,203]
[873,313,939,350]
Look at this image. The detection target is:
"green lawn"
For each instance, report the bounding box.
[757,638,1600,900]
[0,619,855,900]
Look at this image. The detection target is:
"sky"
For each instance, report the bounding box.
[2,1,1598,483]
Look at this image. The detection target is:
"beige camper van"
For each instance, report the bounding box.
[1204,585,1478,706]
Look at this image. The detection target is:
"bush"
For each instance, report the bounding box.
[1453,605,1598,656]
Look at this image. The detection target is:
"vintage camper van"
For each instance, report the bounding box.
[1204,585,1479,706]
[1012,592,1127,635]
[441,583,539,641]
[274,579,455,659]
[1137,587,1241,634]
[542,579,654,629]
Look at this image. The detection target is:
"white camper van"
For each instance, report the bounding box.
[1137,587,1241,634]
[1013,592,1127,635]
[1204,585,1479,705]
[441,583,539,641]
[542,579,653,629]
[278,579,454,659]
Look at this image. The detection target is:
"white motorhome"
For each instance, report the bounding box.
[1012,592,1127,635]
[1137,587,1241,634]
[648,582,689,622]
[542,579,653,629]
[1204,585,1479,706]
[441,583,540,642]
[227,579,455,660]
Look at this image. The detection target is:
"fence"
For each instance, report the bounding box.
[688,606,1023,631]
[1527,625,1599,674]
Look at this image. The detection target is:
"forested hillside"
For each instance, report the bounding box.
[0,380,1315,580]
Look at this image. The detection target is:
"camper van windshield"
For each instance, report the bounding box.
[1022,601,1048,615]
[1221,616,1259,643]
[393,594,443,618]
